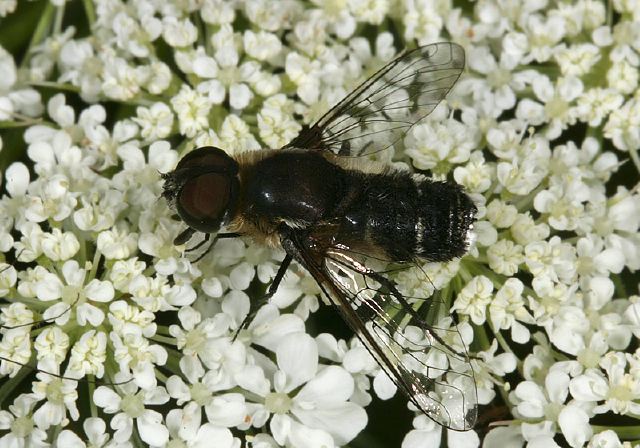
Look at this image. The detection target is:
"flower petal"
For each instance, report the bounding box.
[276,332,318,391]
[137,410,169,446]
[85,279,115,302]
[93,386,121,413]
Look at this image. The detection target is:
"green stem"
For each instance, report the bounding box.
[28,81,80,93]
[164,348,183,376]
[88,375,97,417]
[0,362,32,407]
[155,325,175,336]
[471,323,492,354]
[53,2,65,35]
[628,147,640,174]
[88,250,101,281]
[612,273,628,299]
[21,3,56,69]
[150,334,177,346]
[0,117,48,128]
[592,424,640,440]
[155,369,168,383]
[82,0,97,27]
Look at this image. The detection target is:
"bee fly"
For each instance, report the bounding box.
[163,42,478,430]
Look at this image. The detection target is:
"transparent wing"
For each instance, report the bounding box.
[285,42,465,157]
[290,236,477,430]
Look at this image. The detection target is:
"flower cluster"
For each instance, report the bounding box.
[0,0,638,447]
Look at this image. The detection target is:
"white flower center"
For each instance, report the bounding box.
[487,68,511,88]
[543,401,562,421]
[545,97,569,119]
[609,380,632,402]
[264,392,292,414]
[10,416,34,438]
[218,66,240,87]
[120,393,145,418]
[184,328,207,354]
[62,284,85,305]
[577,347,601,369]
[46,378,65,404]
[190,383,212,406]
[167,440,187,448]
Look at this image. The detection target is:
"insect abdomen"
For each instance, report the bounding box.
[413,179,477,262]
[336,171,476,262]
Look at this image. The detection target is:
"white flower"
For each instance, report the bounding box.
[570,352,640,416]
[489,278,533,343]
[512,370,592,447]
[258,106,302,148]
[166,402,241,448]
[607,60,639,94]
[0,394,48,447]
[522,14,566,62]
[101,56,148,101]
[309,0,355,39]
[31,366,80,429]
[67,330,108,378]
[451,275,494,325]
[170,85,212,138]
[0,263,18,298]
[0,302,31,332]
[41,228,80,261]
[0,1,17,17]
[453,151,494,193]
[403,0,447,45]
[97,226,139,260]
[0,329,31,377]
[405,118,477,171]
[554,44,601,76]
[604,98,640,152]
[348,0,389,25]
[461,44,534,114]
[201,0,236,25]
[84,117,140,170]
[34,326,70,367]
[133,102,175,141]
[35,259,115,327]
[576,88,624,127]
[244,0,298,31]
[257,332,368,447]
[93,374,170,446]
[244,30,282,61]
[162,17,198,48]
[402,412,480,448]
[55,417,111,448]
[111,331,168,390]
[525,75,583,140]
[191,25,264,111]
[216,115,261,153]
[58,39,102,101]
[525,236,577,285]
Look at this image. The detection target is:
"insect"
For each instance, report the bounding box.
[162,42,478,430]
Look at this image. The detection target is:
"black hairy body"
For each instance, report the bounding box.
[236,149,476,263]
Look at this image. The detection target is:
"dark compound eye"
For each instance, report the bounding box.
[175,146,239,173]
[178,173,231,232]
[174,147,239,233]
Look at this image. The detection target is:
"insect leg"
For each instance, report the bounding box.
[174,227,195,245]
[365,269,471,360]
[234,254,292,340]
[190,232,242,263]
[216,232,242,239]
